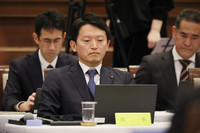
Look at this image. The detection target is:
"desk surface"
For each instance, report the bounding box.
[5,122,171,133]
[1,111,174,133]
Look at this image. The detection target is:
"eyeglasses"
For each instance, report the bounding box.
[39,38,62,45]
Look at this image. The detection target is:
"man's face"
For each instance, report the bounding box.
[33,28,66,62]
[70,24,110,67]
[173,19,200,59]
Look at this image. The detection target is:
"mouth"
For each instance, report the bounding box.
[48,52,56,56]
[180,47,191,50]
[89,52,99,55]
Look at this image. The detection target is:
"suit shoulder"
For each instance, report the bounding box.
[59,52,78,60]
[52,64,73,73]
[103,66,129,75]
[142,51,170,62]
[10,53,35,67]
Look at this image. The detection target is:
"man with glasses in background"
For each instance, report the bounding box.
[2,9,77,112]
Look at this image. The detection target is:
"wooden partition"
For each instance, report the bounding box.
[0,0,200,67]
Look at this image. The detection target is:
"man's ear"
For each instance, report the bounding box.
[33,33,39,45]
[172,26,176,39]
[70,40,77,53]
[106,40,111,51]
[63,32,66,41]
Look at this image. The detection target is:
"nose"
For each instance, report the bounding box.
[49,42,56,50]
[91,40,97,48]
[185,37,192,47]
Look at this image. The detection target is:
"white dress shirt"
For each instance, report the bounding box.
[79,61,101,85]
[38,49,57,81]
[172,46,195,85]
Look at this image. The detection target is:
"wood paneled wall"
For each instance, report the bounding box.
[167,0,200,37]
[0,0,200,66]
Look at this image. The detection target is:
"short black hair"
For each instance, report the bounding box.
[70,13,111,42]
[35,9,66,38]
[175,9,200,30]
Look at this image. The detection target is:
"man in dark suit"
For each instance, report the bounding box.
[1,10,77,111]
[37,13,136,119]
[135,9,200,111]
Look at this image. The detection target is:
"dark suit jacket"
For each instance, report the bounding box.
[1,50,77,111]
[37,61,136,118]
[135,50,200,111]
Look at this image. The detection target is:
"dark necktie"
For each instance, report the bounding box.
[47,64,53,68]
[179,60,191,81]
[87,69,97,96]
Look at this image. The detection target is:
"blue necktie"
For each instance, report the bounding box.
[87,69,97,96]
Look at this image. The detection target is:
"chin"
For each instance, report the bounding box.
[89,59,101,65]
[182,55,193,60]
[180,51,193,59]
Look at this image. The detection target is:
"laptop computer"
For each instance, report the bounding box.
[94,84,157,124]
[31,88,42,114]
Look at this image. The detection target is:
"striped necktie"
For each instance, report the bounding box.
[179,60,191,81]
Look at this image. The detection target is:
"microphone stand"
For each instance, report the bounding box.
[105,0,129,70]
[66,0,86,54]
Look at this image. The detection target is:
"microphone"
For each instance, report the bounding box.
[8,112,34,125]
[20,112,34,122]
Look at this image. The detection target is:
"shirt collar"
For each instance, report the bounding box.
[172,46,195,62]
[38,49,58,68]
[79,61,102,74]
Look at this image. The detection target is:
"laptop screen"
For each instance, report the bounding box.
[94,84,157,124]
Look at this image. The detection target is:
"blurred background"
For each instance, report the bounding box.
[0,0,199,67]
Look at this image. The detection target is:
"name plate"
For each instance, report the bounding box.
[26,120,42,126]
[115,113,151,126]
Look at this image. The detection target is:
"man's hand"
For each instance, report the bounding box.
[19,92,36,112]
[147,19,163,49]
[147,29,161,49]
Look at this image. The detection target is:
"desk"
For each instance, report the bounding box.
[1,111,174,133]
[0,112,25,133]
[5,122,171,133]
[154,111,174,122]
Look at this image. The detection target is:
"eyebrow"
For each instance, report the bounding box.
[180,31,200,38]
[82,35,105,38]
[43,38,62,41]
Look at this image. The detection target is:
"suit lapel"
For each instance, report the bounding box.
[100,66,114,84]
[160,51,177,89]
[27,50,43,91]
[69,62,92,101]
[55,53,65,67]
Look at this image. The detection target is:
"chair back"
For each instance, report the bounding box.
[128,65,140,78]
[44,68,54,79]
[0,65,9,110]
[188,68,200,88]
[113,67,128,72]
